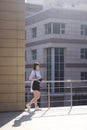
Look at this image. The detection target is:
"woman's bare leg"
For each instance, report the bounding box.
[35,91,40,107]
[28,91,40,107]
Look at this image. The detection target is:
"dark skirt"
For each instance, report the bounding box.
[32,81,40,91]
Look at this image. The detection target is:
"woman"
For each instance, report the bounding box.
[26,62,42,112]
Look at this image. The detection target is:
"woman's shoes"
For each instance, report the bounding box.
[26,104,31,112]
[26,104,40,112]
[35,106,39,111]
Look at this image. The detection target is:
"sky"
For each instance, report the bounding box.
[25,0,87,5]
[25,0,44,4]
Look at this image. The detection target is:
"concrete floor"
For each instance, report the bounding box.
[0,106,87,130]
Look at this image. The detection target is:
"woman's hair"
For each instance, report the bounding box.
[33,62,40,70]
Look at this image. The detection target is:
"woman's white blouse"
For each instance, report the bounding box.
[29,70,41,79]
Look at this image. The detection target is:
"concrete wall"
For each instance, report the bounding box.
[26,18,87,43]
[26,42,87,80]
[0,0,25,112]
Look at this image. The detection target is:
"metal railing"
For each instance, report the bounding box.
[25,80,87,109]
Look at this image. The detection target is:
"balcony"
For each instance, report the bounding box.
[25,80,87,107]
[0,106,87,130]
[1,80,87,130]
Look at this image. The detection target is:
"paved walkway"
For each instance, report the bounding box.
[0,106,87,130]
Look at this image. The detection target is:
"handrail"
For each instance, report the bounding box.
[25,80,87,84]
[25,80,87,110]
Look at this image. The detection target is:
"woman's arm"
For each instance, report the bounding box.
[29,77,41,81]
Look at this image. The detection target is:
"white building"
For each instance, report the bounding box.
[25,6,87,107]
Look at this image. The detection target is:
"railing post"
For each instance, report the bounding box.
[70,81,73,109]
[48,83,50,109]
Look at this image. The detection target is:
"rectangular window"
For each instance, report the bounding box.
[81,72,87,80]
[81,25,87,36]
[31,50,37,60]
[32,27,37,38]
[45,23,65,35]
[53,23,65,34]
[47,48,64,93]
[81,48,87,59]
[45,23,52,34]
[47,48,51,80]
[54,48,64,93]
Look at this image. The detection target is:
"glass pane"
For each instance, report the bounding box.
[61,30,65,34]
[81,48,84,53]
[45,23,51,34]
[85,29,87,35]
[85,72,87,80]
[47,48,51,81]
[55,64,59,70]
[55,71,60,77]
[53,23,60,34]
[81,54,84,59]
[85,25,87,29]
[55,77,60,80]
[60,77,64,80]
[55,56,59,62]
[61,24,65,28]
[81,25,84,30]
[60,56,64,62]
[55,48,59,54]
[32,27,37,38]
[85,50,87,58]
[60,82,64,92]
[60,71,64,77]
[60,64,64,70]
[60,48,64,55]
[81,72,84,77]
[32,50,37,60]
[81,31,84,35]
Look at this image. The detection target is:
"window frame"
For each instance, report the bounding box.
[45,23,65,35]
[81,48,87,59]
[31,49,37,60]
[32,27,37,38]
[81,25,87,36]
[81,72,87,80]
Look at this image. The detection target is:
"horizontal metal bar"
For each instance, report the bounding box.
[38,99,87,104]
[25,80,87,84]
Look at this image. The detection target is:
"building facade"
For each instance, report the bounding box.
[0,0,25,112]
[26,3,43,16]
[26,7,87,107]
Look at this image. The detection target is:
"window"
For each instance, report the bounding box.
[45,23,65,35]
[53,23,60,34]
[81,25,87,36]
[54,48,64,93]
[32,27,37,38]
[45,23,52,34]
[47,48,51,80]
[31,50,37,60]
[47,48,64,93]
[53,23,65,34]
[81,48,87,59]
[81,72,87,80]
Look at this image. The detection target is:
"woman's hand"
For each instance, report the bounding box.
[33,78,43,81]
[29,78,43,81]
[29,78,40,81]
